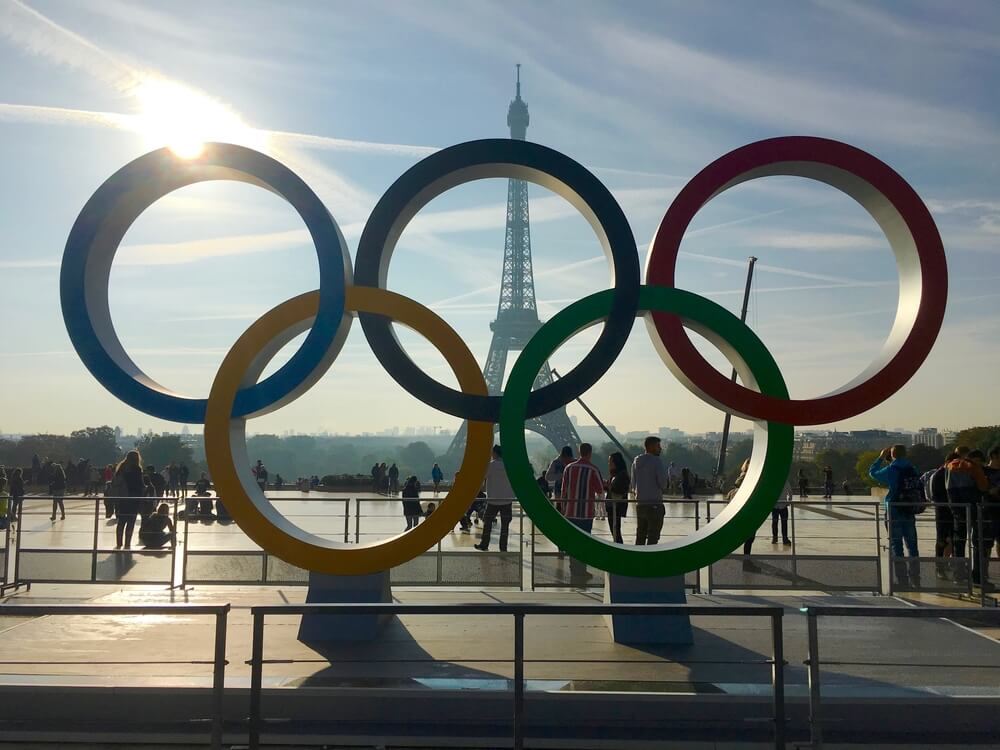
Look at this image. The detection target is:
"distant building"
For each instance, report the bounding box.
[913,427,945,449]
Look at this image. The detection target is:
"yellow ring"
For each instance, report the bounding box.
[204,286,492,575]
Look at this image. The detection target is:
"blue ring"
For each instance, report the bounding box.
[354,138,640,422]
[60,143,350,423]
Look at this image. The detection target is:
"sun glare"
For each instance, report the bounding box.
[131,76,268,159]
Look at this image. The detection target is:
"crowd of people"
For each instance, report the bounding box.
[869,443,1000,591]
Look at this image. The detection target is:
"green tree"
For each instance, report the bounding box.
[856,450,881,488]
[69,426,120,465]
[136,434,194,471]
[907,444,947,472]
[398,441,436,478]
[953,425,1000,453]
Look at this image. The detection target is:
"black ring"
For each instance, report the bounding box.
[354,139,640,422]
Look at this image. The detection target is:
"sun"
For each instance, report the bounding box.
[131,76,268,159]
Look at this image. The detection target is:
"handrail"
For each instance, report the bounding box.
[247,602,786,750]
[0,602,230,750]
[801,605,1000,749]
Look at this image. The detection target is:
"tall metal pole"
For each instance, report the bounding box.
[716,256,757,479]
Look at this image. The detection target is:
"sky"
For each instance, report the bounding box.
[0,0,998,440]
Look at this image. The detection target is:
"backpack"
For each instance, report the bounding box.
[894,465,927,515]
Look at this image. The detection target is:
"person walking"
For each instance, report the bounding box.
[772,479,792,545]
[545,446,574,498]
[431,463,444,495]
[559,443,605,581]
[401,476,423,530]
[48,462,66,521]
[604,451,630,544]
[112,450,145,549]
[870,445,922,588]
[475,445,514,552]
[9,468,25,522]
[631,437,668,545]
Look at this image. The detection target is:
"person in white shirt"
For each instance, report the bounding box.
[475,445,515,552]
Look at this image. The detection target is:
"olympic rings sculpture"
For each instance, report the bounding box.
[60,136,947,577]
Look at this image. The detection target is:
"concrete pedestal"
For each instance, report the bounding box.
[603,572,693,645]
[297,570,393,642]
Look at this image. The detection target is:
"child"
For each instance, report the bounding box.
[402,475,422,530]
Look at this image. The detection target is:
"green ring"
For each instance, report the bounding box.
[499,286,793,577]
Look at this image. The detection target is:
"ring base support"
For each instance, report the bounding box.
[297,570,393,643]
[603,572,693,645]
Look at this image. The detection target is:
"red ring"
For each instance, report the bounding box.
[645,136,947,425]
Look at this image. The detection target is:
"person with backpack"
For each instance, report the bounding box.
[545,446,574,498]
[870,444,921,588]
[945,448,993,588]
[924,454,955,581]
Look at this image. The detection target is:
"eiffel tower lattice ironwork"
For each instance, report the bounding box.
[444,66,580,468]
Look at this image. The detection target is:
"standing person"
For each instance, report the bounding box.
[431,463,444,495]
[254,460,268,494]
[370,463,380,492]
[179,463,190,498]
[604,452,630,544]
[631,437,668,546]
[558,443,605,580]
[946,448,994,588]
[823,466,834,499]
[146,465,166,498]
[537,472,551,499]
[680,467,693,499]
[112,450,145,549]
[475,445,514,552]
[387,463,399,496]
[667,462,678,495]
[545,446,574,499]
[772,479,792,545]
[401,476,423,530]
[870,445,922,588]
[727,459,759,569]
[88,463,102,497]
[925,454,955,581]
[9,468,25,522]
[48,462,66,521]
[798,468,809,498]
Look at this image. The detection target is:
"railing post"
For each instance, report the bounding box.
[355,498,361,543]
[977,511,987,607]
[771,611,785,750]
[874,504,883,595]
[249,610,265,750]
[170,496,180,588]
[436,538,444,585]
[91,498,100,582]
[181,504,191,589]
[886,508,895,596]
[806,610,823,749]
[530,518,536,592]
[519,503,525,591]
[212,607,229,750]
[13,499,23,584]
[343,498,350,544]
[513,610,525,750]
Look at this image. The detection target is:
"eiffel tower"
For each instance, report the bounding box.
[444,66,581,468]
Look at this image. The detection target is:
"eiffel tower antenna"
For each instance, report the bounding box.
[443,66,581,469]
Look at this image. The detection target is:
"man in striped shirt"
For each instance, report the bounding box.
[558,443,605,582]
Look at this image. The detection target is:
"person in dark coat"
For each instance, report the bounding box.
[114,450,145,549]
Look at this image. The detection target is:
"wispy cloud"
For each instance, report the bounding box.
[596,23,998,147]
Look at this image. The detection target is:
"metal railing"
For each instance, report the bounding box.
[802,604,1000,749]
[0,602,230,749]
[246,602,786,750]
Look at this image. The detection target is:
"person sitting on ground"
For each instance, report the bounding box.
[139,503,175,549]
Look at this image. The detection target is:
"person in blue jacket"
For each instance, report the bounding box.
[870,444,920,588]
[431,463,444,495]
